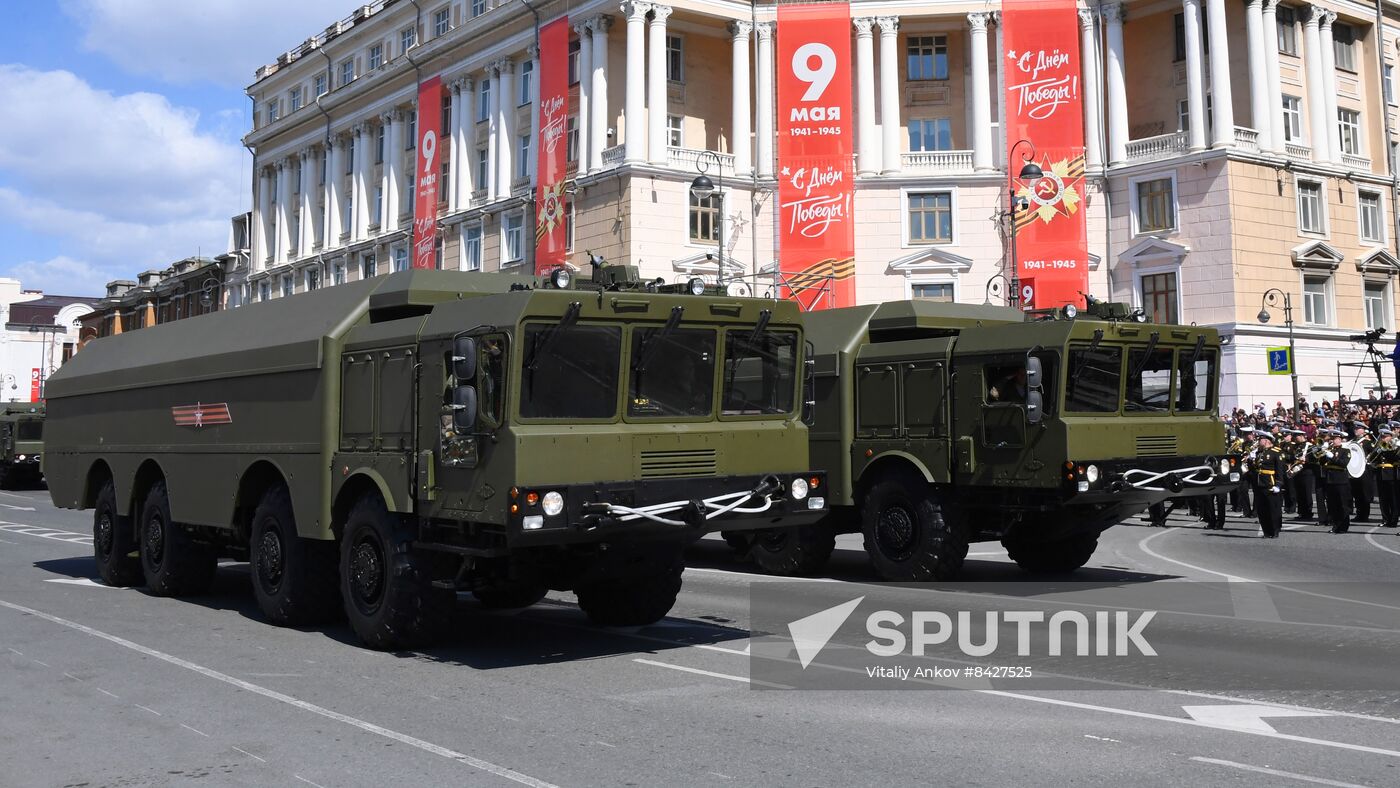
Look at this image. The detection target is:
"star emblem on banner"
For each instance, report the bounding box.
[1015,157,1083,226]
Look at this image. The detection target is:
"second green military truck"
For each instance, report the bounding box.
[724,299,1236,581]
[0,404,44,489]
[43,268,825,649]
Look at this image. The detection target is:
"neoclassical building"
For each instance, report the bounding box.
[237,0,1400,409]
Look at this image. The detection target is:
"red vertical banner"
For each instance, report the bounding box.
[1003,0,1088,310]
[535,17,570,274]
[30,368,40,402]
[412,76,443,270]
[776,3,855,310]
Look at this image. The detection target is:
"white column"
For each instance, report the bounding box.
[459,77,477,201]
[994,12,1005,166]
[1319,10,1340,162]
[325,137,343,247]
[275,159,292,263]
[528,46,540,183]
[486,64,502,202]
[298,150,314,256]
[1245,0,1272,150]
[1263,0,1285,153]
[1181,0,1207,152]
[1104,3,1130,166]
[1204,0,1235,147]
[647,5,672,166]
[622,1,649,164]
[254,169,270,269]
[590,15,611,171]
[497,58,517,197]
[729,21,753,176]
[756,22,776,178]
[354,123,371,240]
[1078,9,1105,169]
[877,17,900,174]
[447,83,462,210]
[1302,7,1329,163]
[383,111,401,232]
[853,18,877,175]
[968,13,994,172]
[576,22,593,175]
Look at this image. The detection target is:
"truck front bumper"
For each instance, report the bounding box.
[1062,455,1238,506]
[509,472,828,546]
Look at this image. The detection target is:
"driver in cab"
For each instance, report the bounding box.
[988,367,1028,404]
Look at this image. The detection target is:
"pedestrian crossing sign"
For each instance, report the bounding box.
[1267,347,1292,375]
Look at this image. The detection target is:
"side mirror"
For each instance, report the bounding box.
[1026,390,1044,425]
[802,357,816,425]
[1025,355,1043,390]
[452,386,478,433]
[452,337,477,381]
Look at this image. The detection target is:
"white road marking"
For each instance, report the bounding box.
[632,657,791,689]
[97,688,119,699]
[45,578,120,589]
[1189,757,1371,787]
[707,771,735,780]
[62,672,79,681]
[0,490,39,500]
[32,659,49,667]
[7,647,22,655]
[1364,526,1400,557]
[695,643,750,657]
[1083,734,1121,743]
[0,504,37,511]
[135,704,162,716]
[0,522,91,546]
[595,741,616,748]
[180,723,209,737]
[686,566,839,583]
[1137,528,1248,581]
[294,776,327,788]
[1182,704,1331,733]
[231,746,265,763]
[0,538,14,544]
[0,599,560,788]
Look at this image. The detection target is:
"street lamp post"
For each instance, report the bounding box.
[1258,288,1300,422]
[689,150,725,290]
[983,273,1011,306]
[1007,139,1043,308]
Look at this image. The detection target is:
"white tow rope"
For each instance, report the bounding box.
[1121,464,1216,492]
[597,488,776,528]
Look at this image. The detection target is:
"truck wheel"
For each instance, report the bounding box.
[720,530,752,552]
[472,582,549,609]
[340,495,453,649]
[576,560,683,626]
[93,480,141,587]
[749,524,836,576]
[861,477,967,582]
[1004,533,1099,574]
[250,485,340,626]
[139,481,216,596]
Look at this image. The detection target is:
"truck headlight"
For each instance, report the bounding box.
[523,515,545,530]
[542,491,564,517]
[808,497,825,510]
[549,268,572,289]
[1218,459,1231,476]
[790,477,809,500]
[1084,464,1099,484]
[688,277,706,296]
[16,455,24,462]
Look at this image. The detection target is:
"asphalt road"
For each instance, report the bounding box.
[3,489,1400,787]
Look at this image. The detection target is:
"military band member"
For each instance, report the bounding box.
[1252,430,1286,538]
[1351,424,1377,522]
[1280,430,1298,514]
[1321,429,1354,534]
[1289,430,1317,522]
[1233,432,1255,517]
[1374,428,1400,529]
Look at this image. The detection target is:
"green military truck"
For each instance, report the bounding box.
[0,404,44,489]
[43,268,825,648]
[724,299,1236,581]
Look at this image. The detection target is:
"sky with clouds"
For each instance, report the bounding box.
[0,0,354,296]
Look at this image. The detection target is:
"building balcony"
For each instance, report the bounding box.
[1124,131,1187,164]
[667,147,734,176]
[901,150,974,174]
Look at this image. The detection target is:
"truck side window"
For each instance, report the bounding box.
[478,336,506,428]
[985,364,1027,404]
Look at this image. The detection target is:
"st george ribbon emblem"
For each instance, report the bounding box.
[171,402,232,428]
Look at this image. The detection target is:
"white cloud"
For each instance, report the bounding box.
[61,0,353,87]
[6,256,110,299]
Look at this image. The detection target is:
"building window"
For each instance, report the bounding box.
[288,87,302,113]
[281,275,293,298]
[362,253,377,279]
[519,59,533,105]
[342,195,353,235]
[476,147,489,188]
[345,137,355,173]
[1358,190,1384,243]
[306,267,320,291]
[478,78,491,121]
[911,282,954,302]
[333,263,346,285]
[471,0,485,17]
[434,7,451,37]
[1333,22,1355,72]
[907,35,949,81]
[407,111,417,149]
[401,26,417,54]
[373,186,383,226]
[463,224,482,270]
[404,170,414,207]
[1140,272,1179,324]
[1173,13,1185,62]
[907,192,953,244]
[666,115,683,148]
[1297,179,1325,234]
[435,236,444,269]
[376,124,385,163]
[1177,99,1190,134]
[339,58,354,87]
[690,192,720,243]
[1134,177,1176,234]
[1302,274,1331,325]
[1282,95,1303,142]
[567,116,580,160]
[369,44,383,71]
[393,245,409,272]
[667,35,684,82]
[265,100,279,125]
[259,281,271,302]
[1365,281,1390,331]
[314,73,327,97]
[1387,64,1396,105]
[1338,109,1362,156]
[504,211,524,263]
[908,118,953,152]
[565,199,575,251]
[1277,6,1297,56]
[517,134,530,180]
[568,39,581,85]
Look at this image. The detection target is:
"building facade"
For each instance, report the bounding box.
[0,280,96,402]
[238,0,1400,409]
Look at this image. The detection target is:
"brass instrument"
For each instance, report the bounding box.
[1287,442,1321,478]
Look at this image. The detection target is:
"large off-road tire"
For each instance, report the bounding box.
[472,582,550,609]
[861,475,968,582]
[340,495,453,649]
[1004,532,1099,574]
[576,560,683,627]
[748,524,836,576]
[250,485,340,626]
[139,481,216,596]
[720,530,751,552]
[93,480,141,587]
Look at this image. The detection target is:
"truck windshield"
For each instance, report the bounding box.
[721,329,798,416]
[1125,348,1174,412]
[520,323,621,419]
[1066,346,1121,412]
[629,327,716,418]
[16,421,41,440]
[1175,348,1218,412]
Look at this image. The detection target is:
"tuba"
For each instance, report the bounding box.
[1343,441,1367,479]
